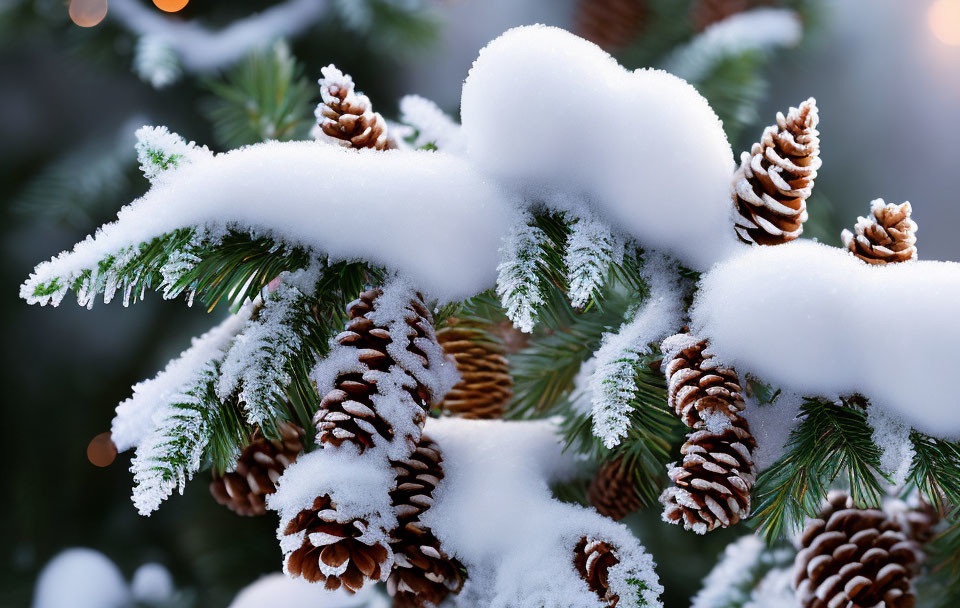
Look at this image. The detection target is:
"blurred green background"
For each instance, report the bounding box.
[1,0,958,606]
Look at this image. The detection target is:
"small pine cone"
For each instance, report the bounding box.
[209,421,304,516]
[662,333,745,429]
[388,436,464,607]
[793,492,925,608]
[283,494,391,592]
[659,417,757,534]
[733,98,821,246]
[313,288,437,452]
[316,64,395,150]
[573,537,621,607]
[841,200,917,265]
[436,321,512,419]
[574,0,647,50]
[690,0,759,31]
[589,458,642,521]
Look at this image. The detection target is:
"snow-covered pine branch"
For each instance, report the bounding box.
[663,8,803,83]
[218,264,322,428]
[691,535,794,608]
[112,308,251,453]
[21,141,515,306]
[565,212,625,309]
[135,126,212,183]
[691,240,960,438]
[496,212,549,333]
[130,362,225,516]
[590,254,684,448]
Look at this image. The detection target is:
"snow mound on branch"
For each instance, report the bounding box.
[691,240,960,436]
[24,143,516,303]
[460,25,741,270]
[664,8,803,82]
[423,418,663,608]
[32,549,130,608]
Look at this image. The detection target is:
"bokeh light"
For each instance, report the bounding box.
[68,0,108,27]
[86,432,117,467]
[929,0,960,46]
[153,0,190,13]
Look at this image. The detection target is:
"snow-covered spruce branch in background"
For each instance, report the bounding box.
[398,94,465,153]
[691,535,794,608]
[111,0,329,87]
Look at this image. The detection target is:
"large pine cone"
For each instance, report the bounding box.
[589,458,642,521]
[573,537,621,607]
[313,288,437,452]
[690,0,762,31]
[793,492,925,608]
[316,64,395,150]
[659,417,757,534]
[209,421,303,516]
[282,494,391,592]
[733,98,821,246]
[841,200,917,265]
[388,436,464,607]
[436,321,512,419]
[662,333,745,429]
[574,0,647,50]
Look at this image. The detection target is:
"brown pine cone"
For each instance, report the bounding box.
[662,333,745,429]
[659,417,757,534]
[313,288,439,452]
[573,537,621,607]
[574,0,647,50]
[690,0,762,31]
[793,492,925,608]
[387,436,464,607]
[841,200,917,265]
[316,64,395,150]
[733,98,821,246]
[209,421,304,516]
[282,494,391,592]
[589,458,642,521]
[436,321,512,419]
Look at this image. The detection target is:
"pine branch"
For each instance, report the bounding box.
[203,40,314,149]
[565,212,626,310]
[907,432,960,513]
[131,362,247,515]
[752,398,889,542]
[496,211,553,333]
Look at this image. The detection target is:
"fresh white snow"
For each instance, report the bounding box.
[691,240,960,437]
[461,25,742,270]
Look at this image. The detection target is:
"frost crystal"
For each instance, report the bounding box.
[565,212,625,309]
[590,254,684,448]
[496,213,548,333]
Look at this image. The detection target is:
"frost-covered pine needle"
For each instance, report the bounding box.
[496,213,548,333]
[135,125,211,182]
[591,254,684,448]
[565,212,624,309]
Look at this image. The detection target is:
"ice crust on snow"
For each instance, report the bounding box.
[23,143,516,303]
[421,417,663,608]
[664,8,803,82]
[111,306,252,452]
[461,25,741,271]
[691,240,960,437]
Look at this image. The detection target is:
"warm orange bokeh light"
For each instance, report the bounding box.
[87,432,118,467]
[69,0,108,27]
[153,0,190,12]
[929,0,960,46]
